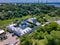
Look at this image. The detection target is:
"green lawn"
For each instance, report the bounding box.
[32,39,47,45]
[0,15,32,29]
[45,14,60,21]
[1,14,60,29]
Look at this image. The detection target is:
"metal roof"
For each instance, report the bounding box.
[27,18,41,26]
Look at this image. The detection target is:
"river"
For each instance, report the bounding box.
[46,4,60,7]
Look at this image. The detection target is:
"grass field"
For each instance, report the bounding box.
[32,39,47,45]
[0,14,60,30]
[45,14,60,21]
[0,15,32,29]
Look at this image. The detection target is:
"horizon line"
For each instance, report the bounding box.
[0,2,60,4]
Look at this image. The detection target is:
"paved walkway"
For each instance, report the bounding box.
[41,20,60,26]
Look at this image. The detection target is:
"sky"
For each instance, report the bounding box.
[0,0,60,3]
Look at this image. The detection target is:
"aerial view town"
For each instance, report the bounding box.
[0,0,60,45]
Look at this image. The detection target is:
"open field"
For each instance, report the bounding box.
[0,16,32,29]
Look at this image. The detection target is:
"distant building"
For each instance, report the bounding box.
[54,20,60,25]
[27,17,41,26]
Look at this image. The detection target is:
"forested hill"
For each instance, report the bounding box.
[0,4,59,20]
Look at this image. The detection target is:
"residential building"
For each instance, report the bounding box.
[27,17,41,26]
[6,18,40,37]
[7,23,32,37]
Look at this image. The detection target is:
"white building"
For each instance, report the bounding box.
[0,29,5,35]
[6,23,32,37]
[0,29,5,39]
[6,18,40,37]
[27,17,41,26]
[13,27,32,36]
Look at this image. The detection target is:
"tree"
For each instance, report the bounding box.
[21,35,33,45]
[32,31,44,40]
[46,31,60,45]
[45,22,59,33]
[22,39,33,45]
[0,4,57,20]
[37,26,45,32]
[35,41,39,45]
